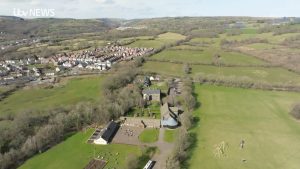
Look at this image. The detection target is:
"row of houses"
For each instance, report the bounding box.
[0,45,153,85]
[40,45,153,71]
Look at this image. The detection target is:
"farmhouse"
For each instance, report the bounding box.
[161,103,179,129]
[142,89,161,102]
[94,121,119,145]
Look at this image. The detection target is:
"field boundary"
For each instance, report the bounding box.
[194,79,300,93]
[145,58,278,68]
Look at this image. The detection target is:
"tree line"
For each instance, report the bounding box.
[0,59,144,169]
[194,73,300,92]
[165,78,197,169]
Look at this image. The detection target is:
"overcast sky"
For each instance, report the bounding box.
[0,0,299,19]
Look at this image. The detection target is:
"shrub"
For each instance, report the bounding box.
[290,103,300,120]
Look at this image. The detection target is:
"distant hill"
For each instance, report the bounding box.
[0,17,122,40]
[0,15,24,21]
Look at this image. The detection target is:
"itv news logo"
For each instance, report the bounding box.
[13,8,56,17]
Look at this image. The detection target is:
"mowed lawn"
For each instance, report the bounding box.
[163,129,177,143]
[139,128,159,143]
[142,61,300,86]
[0,76,104,116]
[19,130,141,169]
[151,48,266,65]
[188,85,300,169]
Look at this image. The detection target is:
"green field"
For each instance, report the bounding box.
[151,48,266,65]
[163,129,177,143]
[0,76,104,116]
[241,28,257,34]
[188,85,300,169]
[139,129,159,143]
[142,61,300,86]
[128,32,186,49]
[19,130,141,169]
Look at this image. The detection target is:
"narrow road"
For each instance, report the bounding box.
[150,128,174,169]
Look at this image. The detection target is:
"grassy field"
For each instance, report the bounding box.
[142,61,300,86]
[19,130,141,169]
[151,48,266,65]
[128,32,186,49]
[188,85,300,169]
[163,129,177,143]
[0,76,104,116]
[139,129,159,143]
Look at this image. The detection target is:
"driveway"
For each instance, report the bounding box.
[112,126,174,169]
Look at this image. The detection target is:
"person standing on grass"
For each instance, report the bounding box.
[240,139,245,149]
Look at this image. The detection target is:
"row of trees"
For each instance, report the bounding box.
[195,73,300,92]
[220,38,268,47]
[146,57,274,68]
[165,79,197,169]
[258,24,300,35]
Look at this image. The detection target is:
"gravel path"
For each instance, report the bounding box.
[149,128,174,169]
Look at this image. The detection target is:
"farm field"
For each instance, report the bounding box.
[142,61,300,86]
[0,76,104,116]
[128,32,186,49]
[188,85,300,169]
[151,48,267,65]
[18,129,141,169]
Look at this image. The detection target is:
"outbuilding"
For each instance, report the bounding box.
[94,121,119,145]
[142,89,161,102]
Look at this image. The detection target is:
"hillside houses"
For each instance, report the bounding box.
[42,45,152,70]
[0,45,153,86]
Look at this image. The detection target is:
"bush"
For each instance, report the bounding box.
[290,104,300,120]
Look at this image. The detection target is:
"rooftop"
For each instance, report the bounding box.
[101,121,119,142]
